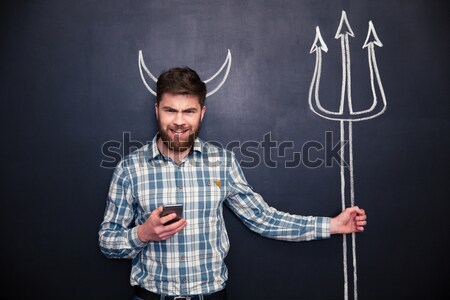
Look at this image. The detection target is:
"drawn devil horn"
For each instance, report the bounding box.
[138,49,232,98]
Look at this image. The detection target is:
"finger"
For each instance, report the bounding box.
[349,207,366,218]
[356,215,367,221]
[159,220,187,239]
[150,206,164,218]
[350,206,365,214]
[356,226,365,232]
[149,206,165,225]
[160,225,186,240]
[162,218,186,231]
[356,220,367,226]
[345,206,358,215]
[160,213,178,225]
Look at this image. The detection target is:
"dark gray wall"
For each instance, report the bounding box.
[1,1,449,299]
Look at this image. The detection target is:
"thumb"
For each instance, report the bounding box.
[150,206,164,219]
[347,206,361,215]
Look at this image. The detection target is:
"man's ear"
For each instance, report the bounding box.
[200,105,206,121]
[155,103,159,120]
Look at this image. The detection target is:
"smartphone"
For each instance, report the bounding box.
[160,204,183,225]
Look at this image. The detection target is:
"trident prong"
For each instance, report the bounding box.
[309,12,386,122]
[308,11,387,300]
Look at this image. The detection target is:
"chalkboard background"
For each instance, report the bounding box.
[1,1,449,299]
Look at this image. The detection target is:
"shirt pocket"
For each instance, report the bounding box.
[183,178,225,221]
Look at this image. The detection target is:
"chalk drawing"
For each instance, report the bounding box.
[308,11,387,300]
[138,49,232,98]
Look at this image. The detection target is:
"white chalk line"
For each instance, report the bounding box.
[205,50,232,97]
[308,13,387,122]
[349,121,358,300]
[308,11,388,300]
[340,120,349,300]
[138,49,232,98]
[138,50,157,96]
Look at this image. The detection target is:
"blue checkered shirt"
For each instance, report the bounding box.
[99,135,330,295]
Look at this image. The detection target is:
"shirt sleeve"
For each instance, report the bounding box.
[224,153,330,242]
[98,160,147,259]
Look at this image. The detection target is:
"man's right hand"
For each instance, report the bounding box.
[137,206,187,242]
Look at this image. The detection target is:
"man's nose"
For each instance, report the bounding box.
[173,112,185,126]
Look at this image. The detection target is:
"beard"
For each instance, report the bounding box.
[158,121,202,153]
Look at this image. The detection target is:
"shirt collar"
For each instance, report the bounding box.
[147,133,204,162]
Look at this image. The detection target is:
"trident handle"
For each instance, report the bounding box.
[308,11,387,300]
[340,120,357,300]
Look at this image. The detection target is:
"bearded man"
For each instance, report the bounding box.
[99,67,367,300]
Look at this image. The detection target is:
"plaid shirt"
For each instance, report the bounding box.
[99,135,330,295]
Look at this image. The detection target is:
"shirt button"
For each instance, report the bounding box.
[181,255,186,261]
[207,181,211,186]
[178,185,183,189]
[182,278,187,283]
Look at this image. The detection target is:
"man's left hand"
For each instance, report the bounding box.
[330,206,367,235]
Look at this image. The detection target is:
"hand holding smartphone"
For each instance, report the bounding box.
[160,204,183,226]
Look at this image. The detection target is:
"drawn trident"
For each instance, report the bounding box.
[308,11,387,300]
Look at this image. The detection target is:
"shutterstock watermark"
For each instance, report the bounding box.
[99,131,348,169]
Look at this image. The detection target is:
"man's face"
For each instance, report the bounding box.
[156,93,206,153]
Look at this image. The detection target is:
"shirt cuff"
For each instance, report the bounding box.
[315,217,330,239]
[128,226,147,249]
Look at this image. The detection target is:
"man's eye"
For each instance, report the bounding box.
[185,110,195,114]
[165,109,176,113]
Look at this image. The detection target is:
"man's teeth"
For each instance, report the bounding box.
[172,130,187,135]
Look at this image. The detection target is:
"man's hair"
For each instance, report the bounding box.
[156,67,207,107]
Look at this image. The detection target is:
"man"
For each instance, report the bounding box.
[99,67,367,300]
